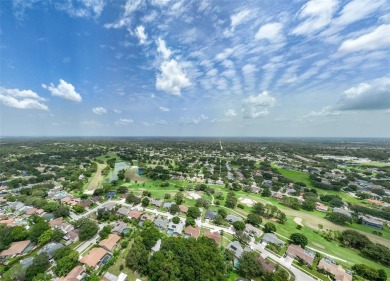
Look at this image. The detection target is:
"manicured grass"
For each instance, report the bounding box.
[227,271,241,281]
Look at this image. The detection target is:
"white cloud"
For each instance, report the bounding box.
[113,109,122,114]
[230,9,251,31]
[178,114,208,125]
[242,91,276,119]
[92,107,107,114]
[0,87,48,111]
[156,119,168,125]
[215,48,234,61]
[242,91,277,107]
[159,106,170,112]
[156,38,171,59]
[303,106,341,118]
[337,77,390,110]
[255,22,284,42]
[55,0,105,18]
[135,25,147,44]
[156,59,191,96]
[242,107,269,119]
[292,0,338,35]
[115,118,134,125]
[225,109,237,117]
[42,79,82,102]
[338,24,390,54]
[80,120,105,127]
[331,0,385,29]
[104,0,141,29]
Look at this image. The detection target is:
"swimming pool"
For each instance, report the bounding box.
[167,229,174,235]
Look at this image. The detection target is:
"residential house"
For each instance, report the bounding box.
[167,222,185,235]
[128,210,142,220]
[245,224,263,237]
[49,217,64,228]
[150,198,163,208]
[273,192,283,200]
[179,205,188,213]
[80,247,111,269]
[111,221,128,234]
[258,256,276,273]
[317,258,352,281]
[226,214,243,224]
[140,213,155,222]
[103,202,117,211]
[226,241,244,258]
[286,244,316,267]
[316,202,329,213]
[59,265,85,281]
[333,208,352,218]
[99,234,121,252]
[359,215,383,229]
[154,218,169,230]
[163,202,174,209]
[116,207,130,217]
[78,199,92,209]
[261,233,285,247]
[204,231,221,245]
[19,257,34,269]
[0,240,32,258]
[205,210,217,220]
[65,229,80,243]
[38,242,64,259]
[184,226,200,239]
[365,199,384,207]
[59,222,74,233]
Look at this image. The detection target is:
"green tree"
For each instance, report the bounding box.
[238,251,263,279]
[32,274,52,281]
[142,197,150,207]
[99,225,112,240]
[2,263,26,281]
[217,208,227,219]
[117,185,128,194]
[290,233,308,248]
[252,202,265,215]
[11,225,29,241]
[326,212,352,225]
[53,205,70,218]
[185,217,196,226]
[352,264,387,281]
[264,222,276,233]
[126,240,150,275]
[172,216,180,224]
[28,219,50,243]
[74,218,98,241]
[246,213,262,226]
[38,229,54,245]
[54,250,79,276]
[233,221,246,231]
[174,192,184,205]
[186,206,201,219]
[25,253,50,281]
[52,228,65,242]
[148,251,181,281]
[302,198,316,211]
[169,203,180,214]
[73,205,84,214]
[140,225,161,250]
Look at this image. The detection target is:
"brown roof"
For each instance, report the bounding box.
[50,217,64,228]
[80,247,109,267]
[318,259,352,281]
[286,244,315,266]
[258,256,276,273]
[59,265,85,281]
[0,240,31,257]
[365,198,384,206]
[128,210,141,219]
[25,208,38,215]
[204,231,221,245]
[179,205,188,213]
[141,213,155,221]
[99,234,121,251]
[184,226,200,238]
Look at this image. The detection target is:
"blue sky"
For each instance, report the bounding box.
[0,0,389,137]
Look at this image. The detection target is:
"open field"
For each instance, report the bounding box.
[86,162,107,191]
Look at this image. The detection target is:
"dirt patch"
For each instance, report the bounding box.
[186,192,201,200]
[86,163,107,191]
[125,167,146,183]
[294,217,303,226]
[312,242,325,249]
[239,197,255,207]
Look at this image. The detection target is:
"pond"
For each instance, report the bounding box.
[104,162,131,182]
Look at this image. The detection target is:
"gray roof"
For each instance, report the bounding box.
[163,202,174,209]
[226,214,243,223]
[333,208,352,218]
[226,241,244,258]
[262,233,285,246]
[151,239,161,252]
[205,210,217,219]
[116,207,130,216]
[20,257,34,268]
[38,242,64,258]
[168,222,185,235]
[154,218,169,229]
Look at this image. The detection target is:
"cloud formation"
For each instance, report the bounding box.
[242,91,276,119]
[42,79,82,102]
[92,107,107,114]
[159,106,170,112]
[337,77,390,110]
[115,118,134,125]
[135,25,147,44]
[225,109,237,117]
[0,87,48,111]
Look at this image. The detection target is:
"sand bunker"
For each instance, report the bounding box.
[187,192,201,200]
[294,217,303,226]
[239,197,255,207]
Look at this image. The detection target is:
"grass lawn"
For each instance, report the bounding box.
[292,261,328,281]
[227,271,241,281]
